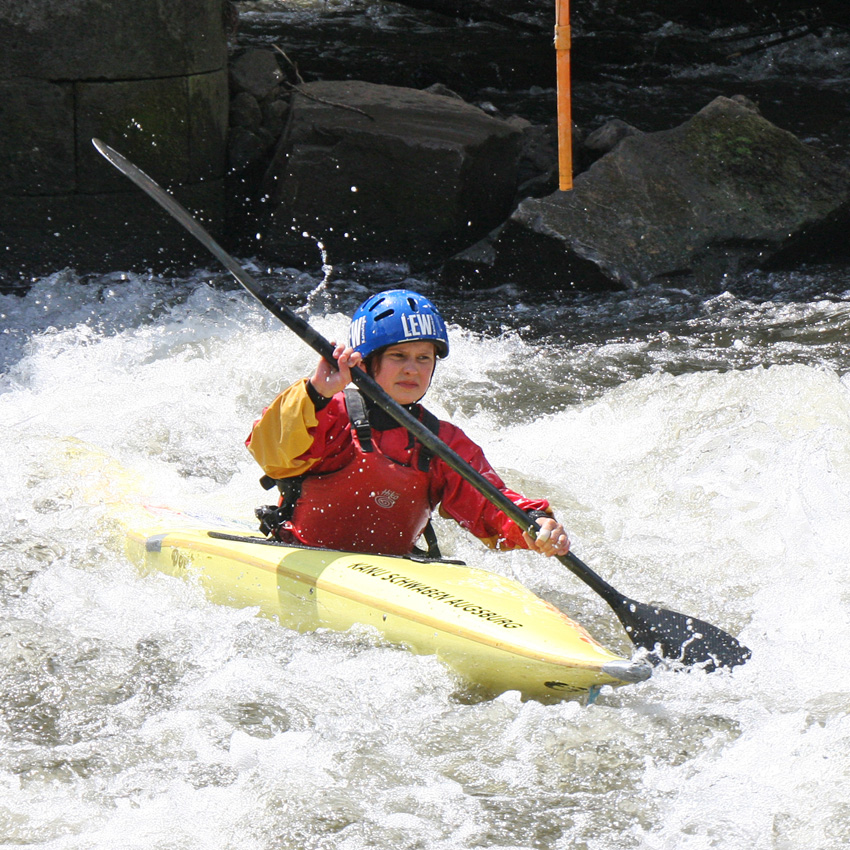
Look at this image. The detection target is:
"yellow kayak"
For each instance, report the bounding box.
[123,502,650,701]
[61,438,651,701]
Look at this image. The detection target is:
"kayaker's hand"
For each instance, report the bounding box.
[310,342,363,398]
[524,517,570,557]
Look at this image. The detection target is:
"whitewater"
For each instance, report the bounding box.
[1,266,849,849]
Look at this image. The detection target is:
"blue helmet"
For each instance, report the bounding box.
[349,289,450,359]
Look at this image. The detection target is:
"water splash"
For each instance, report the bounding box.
[2,269,849,849]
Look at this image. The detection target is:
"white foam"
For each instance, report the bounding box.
[3,274,850,849]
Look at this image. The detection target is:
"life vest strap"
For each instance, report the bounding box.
[414,518,442,559]
[344,387,373,452]
[257,475,304,527]
[415,407,440,472]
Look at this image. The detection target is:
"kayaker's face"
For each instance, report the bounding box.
[373,341,437,404]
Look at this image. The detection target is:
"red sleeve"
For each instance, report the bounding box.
[429,421,551,550]
[294,393,358,473]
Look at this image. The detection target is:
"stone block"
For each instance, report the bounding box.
[75,74,226,193]
[0,0,226,80]
[188,70,230,182]
[0,180,228,282]
[229,49,284,101]
[0,79,75,194]
[72,70,228,192]
[76,77,191,193]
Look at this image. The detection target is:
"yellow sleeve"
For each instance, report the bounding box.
[246,378,323,479]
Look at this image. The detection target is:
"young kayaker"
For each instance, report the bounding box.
[246,289,570,559]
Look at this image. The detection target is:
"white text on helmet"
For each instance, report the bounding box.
[350,316,366,346]
[401,313,435,339]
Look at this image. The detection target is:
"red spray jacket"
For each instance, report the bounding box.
[246,379,552,551]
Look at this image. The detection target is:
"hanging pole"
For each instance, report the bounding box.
[555,0,573,191]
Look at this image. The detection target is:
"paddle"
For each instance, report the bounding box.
[92,138,751,671]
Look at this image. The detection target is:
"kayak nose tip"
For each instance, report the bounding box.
[601,658,654,684]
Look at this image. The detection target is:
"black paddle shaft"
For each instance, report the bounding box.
[92,138,751,670]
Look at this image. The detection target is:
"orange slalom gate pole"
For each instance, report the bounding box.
[555,0,573,190]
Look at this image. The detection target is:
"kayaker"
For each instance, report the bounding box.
[246,289,570,559]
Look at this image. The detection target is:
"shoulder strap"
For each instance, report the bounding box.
[415,406,441,472]
[344,387,373,452]
[344,389,438,469]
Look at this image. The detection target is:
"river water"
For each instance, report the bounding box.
[2,264,850,849]
[3,4,850,849]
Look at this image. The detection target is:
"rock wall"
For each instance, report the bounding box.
[0,0,230,284]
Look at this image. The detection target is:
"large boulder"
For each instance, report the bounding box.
[445,96,850,291]
[259,80,522,268]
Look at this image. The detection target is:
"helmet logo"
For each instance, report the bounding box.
[401,312,436,340]
[374,489,400,509]
[350,315,367,347]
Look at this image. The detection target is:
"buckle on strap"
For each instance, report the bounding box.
[344,387,373,452]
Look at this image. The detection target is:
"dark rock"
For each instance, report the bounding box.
[445,96,850,291]
[439,229,504,290]
[515,122,559,199]
[229,49,284,101]
[442,224,620,292]
[228,127,269,173]
[583,119,642,157]
[230,92,263,131]
[387,0,548,30]
[259,80,522,268]
[262,98,291,139]
[226,91,290,176]
[422,83,465,101]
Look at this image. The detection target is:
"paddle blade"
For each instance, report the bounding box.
[613,597,751,671]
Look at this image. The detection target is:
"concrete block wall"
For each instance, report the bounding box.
[0,0,230,283]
